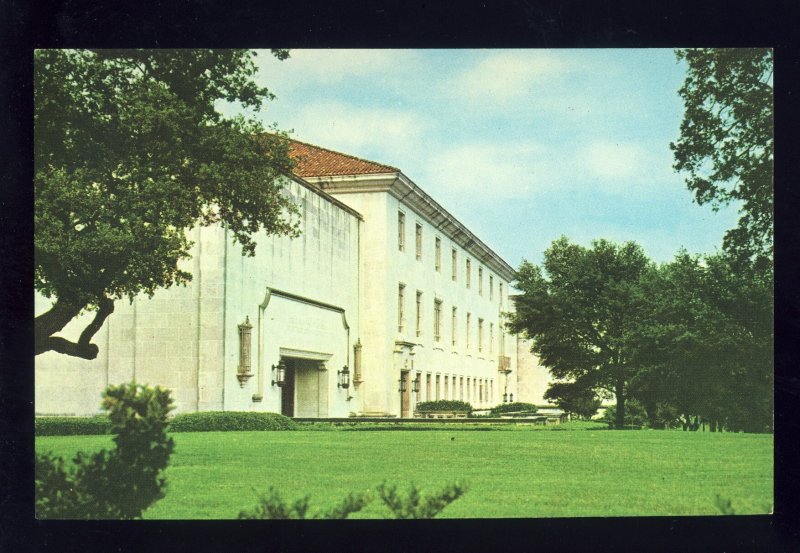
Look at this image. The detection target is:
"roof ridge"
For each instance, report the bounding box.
[286,137,401,173]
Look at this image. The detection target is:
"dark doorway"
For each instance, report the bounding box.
[400,370,411,418]
[281,358,295,417]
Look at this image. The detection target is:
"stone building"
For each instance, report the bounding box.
[36,139,545,417]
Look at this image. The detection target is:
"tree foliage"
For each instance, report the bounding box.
[629,251,772,432]
[508,237,651,429]
[35,383,174,519]
[35,49,299,359]
[238,487,372,519]
[543,381,602,419]
[377,481,468,519]
[671,48,773,267]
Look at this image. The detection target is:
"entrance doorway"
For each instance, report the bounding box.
[400,370,411,418]
[279,356,330,418]
[280,358,296,417]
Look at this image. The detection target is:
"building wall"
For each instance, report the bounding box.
[36,177,362,417]
[515,336,553,405]
[327,187,518,416]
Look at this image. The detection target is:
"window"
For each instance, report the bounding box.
[499,282,503,306]
[451,249,457,281]
[489,323,494,353]
[459,377,464,400]
[415,291,423,337]
[490,275,494,300]
[466,312,471,349]
[398,211,405,251]
[478,267,483,296]
[466,378,471,400]
[466,259,471,288]
[426,373,431,401]
[435,237,441,272]
[451,306,457,346]
[433,299,443,342]
[478,318,484,352]
[398,283,405,333]
[415,223,423,261]
[435,374,441,400]
[444,375,449,400]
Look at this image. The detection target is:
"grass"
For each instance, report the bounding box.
[36,427,772,519]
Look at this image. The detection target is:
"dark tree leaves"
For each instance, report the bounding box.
[671,48,773,268]
[35,49,299,359]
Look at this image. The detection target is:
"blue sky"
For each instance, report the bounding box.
[220,49,740,268]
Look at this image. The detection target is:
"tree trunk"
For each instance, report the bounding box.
[35,296,114,359]
[615,379,625,429]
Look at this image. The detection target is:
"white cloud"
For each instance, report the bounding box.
[287,101,431,161]
[255,49,423,86]
[422,141,566,200]
[447,50,571,104]
[584,141,647,179]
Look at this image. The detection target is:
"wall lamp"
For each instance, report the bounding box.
[337,366,351,389]
[411,376,420,394]
[271,359,286,387]
[398,377,407,393]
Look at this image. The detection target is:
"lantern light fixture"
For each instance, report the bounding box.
[398,377,407,393]
[411,376,420,394]
[337,366,351,389]
[271,359,286,387]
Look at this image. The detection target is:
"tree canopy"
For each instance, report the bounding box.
[508,237,651,429]
[629,251,772,432]
[671,48,773,268]
[35,49,299,359]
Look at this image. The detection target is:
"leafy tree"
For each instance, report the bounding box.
[508,237,651,429]
[629,251,772,432]
[543,381,602,419]
[671,48,773,268]
[35,383,174,519]
[35,49,299,359]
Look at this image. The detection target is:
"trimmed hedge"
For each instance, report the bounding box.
[489,402,539,416]
[415,400,473,413]
[35,415,112,436]
[168,411,296,432]
[36,411,296,436]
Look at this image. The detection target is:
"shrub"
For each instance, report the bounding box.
[489,402,539,416]
[238,487,372,519]
[35,415,111,436]
[415,400,472,413]
[35,383,175,519]
[378,481,468,519]
[168,411,296,432]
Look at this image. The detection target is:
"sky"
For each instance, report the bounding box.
[219,49,741,269]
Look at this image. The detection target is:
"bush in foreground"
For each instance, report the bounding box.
[238,487,372,519]
[239,481,468,519]
[169,411,296,432]
[36,383,174,519]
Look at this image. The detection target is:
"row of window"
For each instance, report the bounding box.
[398,284,505,352]
[419,372,494,405]
[398,211,504,303]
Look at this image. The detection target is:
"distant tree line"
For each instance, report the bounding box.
[510,49,772,433]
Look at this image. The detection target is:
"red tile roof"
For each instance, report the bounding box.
[288,139,400,177]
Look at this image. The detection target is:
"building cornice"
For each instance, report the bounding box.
[302,173,517,282]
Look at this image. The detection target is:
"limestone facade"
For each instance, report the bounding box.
[36,140,545,417]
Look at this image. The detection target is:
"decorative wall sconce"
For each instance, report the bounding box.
[398,376,407,393]
[271,358,286,387]
[236,316,254,387]
[503,392,508,403]
[509,393,514,403]
[411,376,420,394]
[337,366,351,389]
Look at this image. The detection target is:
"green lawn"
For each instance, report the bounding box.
[36,428,772,519]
